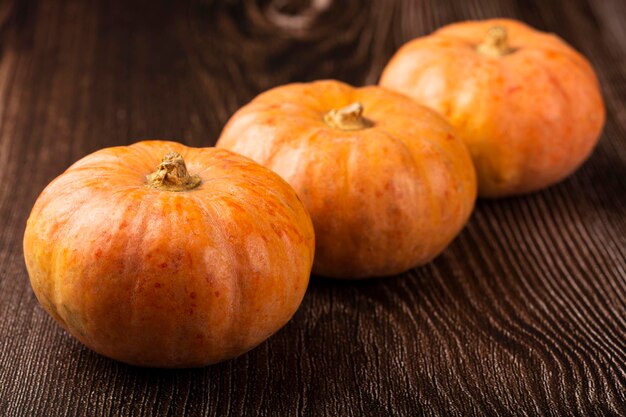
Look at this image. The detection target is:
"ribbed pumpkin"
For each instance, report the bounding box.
[380,19,605,197]
[23,141,314,368]
[217,80,476,278]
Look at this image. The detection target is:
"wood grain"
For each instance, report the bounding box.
[0,0,625,415]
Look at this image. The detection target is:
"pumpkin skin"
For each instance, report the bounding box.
[380,19,605,197]
[217,80,476,279]
[23,141,314,368]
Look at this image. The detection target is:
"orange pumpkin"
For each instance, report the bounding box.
[23,141,314,368]
[380,19,605,197]
[217,80,476,278]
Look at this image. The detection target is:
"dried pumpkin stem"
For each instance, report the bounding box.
[477,26,512,57]
[323,102,372,131]
[146,151,201,191]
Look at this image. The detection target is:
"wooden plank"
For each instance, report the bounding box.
[0,0,624,415]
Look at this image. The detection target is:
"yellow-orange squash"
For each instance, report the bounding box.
[217,80,476,278]
[380,19,605,197]
[23,141,314,368]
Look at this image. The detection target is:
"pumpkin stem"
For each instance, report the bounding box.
[477,26,512,57]
[323,102,372,131]
[146,152,201,191]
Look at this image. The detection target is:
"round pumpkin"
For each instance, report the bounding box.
[217,80,476,279]
[23,141,315,368]
[380,19,605,197]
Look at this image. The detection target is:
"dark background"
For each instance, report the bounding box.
[0,0,625,416]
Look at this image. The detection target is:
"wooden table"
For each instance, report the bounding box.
[1,0,624,415]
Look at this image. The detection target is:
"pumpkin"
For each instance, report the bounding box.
[23,141,315,368]
[217,80,476,279]
[380,18,605,197]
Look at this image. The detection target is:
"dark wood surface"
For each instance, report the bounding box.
[0,0,625,415]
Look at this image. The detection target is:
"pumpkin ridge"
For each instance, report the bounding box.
[378,107,476,235]
[377,128,444,258]
[117,192,154,359]
[188,192,239,348]
[190,190,293,354]
[42,193,105,347]
[42,182,104,335]
[264,125,324,184]
[510,53,584,191]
